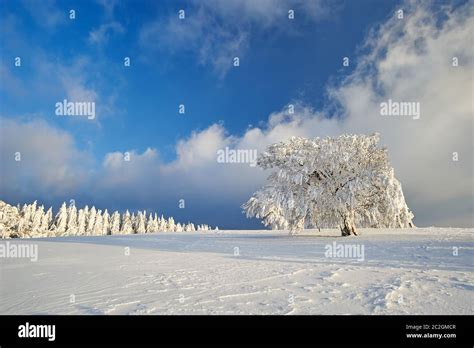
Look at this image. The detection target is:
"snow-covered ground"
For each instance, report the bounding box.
[0,228,473,315]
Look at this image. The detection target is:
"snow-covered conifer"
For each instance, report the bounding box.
[31,205,44,237]
[77,209,86,236]
[153,213,159,232]
[121,210,133,234]
[110,211,121,235]
[66,203,78,236]
[16,204,30,238]
[146,213,158,233]
[136,211,146,234]
[168,217,175,232]
[86,207,97,235]
[41,207,53,234]
[102,209,110,235]
[53,202,68,236]
[131,212,137,232]
[0,202,20,238]
[93,210,104,235]
[158,215,167,231]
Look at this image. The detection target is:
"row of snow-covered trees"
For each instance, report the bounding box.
[0,200,216,238]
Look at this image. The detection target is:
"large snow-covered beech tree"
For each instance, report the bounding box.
[0,200,217,238]
[243,134,414,236]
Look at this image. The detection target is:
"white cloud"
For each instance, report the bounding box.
[0,118,92,202]
[88,22,125,46]
[57,58,99,102]
[168,124,232,170]
[331,0,474,226]
[21,0,66,29]
[96,0,119,20]
[0,62,26,98]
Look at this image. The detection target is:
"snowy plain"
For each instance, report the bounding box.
[0,228,473,315]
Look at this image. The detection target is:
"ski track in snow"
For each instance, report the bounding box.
[0,228,473,315]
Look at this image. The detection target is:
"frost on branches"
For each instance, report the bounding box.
[0,200,216,239]
[243,134,414,236]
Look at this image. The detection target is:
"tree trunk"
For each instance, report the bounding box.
[289,217,305,236]
[340,216,358,236]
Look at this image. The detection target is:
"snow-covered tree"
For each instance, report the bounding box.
[16,203,32,237]
[135,211,146,234]
[184,223,195,232]
[110,211,121,235]
[196,224,210,231]
[66,203,78,236]
[93,210,104,236]
[31,205,44,236]
[167,217,175,232]
[76,209,86,236]
[146,213,158,233]
[15,204,27,237]
[86,207,97,235]
[102,210,110,235]
[158,215,167,231]
[53,202,69,236]
[0,201,20,238]
[243,134,414,236]
[131,212,137,232]
[121,210,133,234]
[28,201,38,232]
[153,213,160,232]
[41,207,53,235]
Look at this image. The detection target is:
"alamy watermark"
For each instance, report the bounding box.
[325,241,365,261]
[217,147,257,167]
[18,322,55,341]
[380,99,420,120]
[0,241,38,262]
[55,99,96,120]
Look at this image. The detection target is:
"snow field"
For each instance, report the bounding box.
[0,228,472,315]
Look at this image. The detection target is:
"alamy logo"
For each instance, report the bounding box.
[18,322,55,341]
[217,147,257,167]
[55,99,96,120]
[0,242,38,262]
[380,99,420,119]
[325,241,365,261]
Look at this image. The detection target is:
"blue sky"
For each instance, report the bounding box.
[0,0,395,158]
[1,0,472,228]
